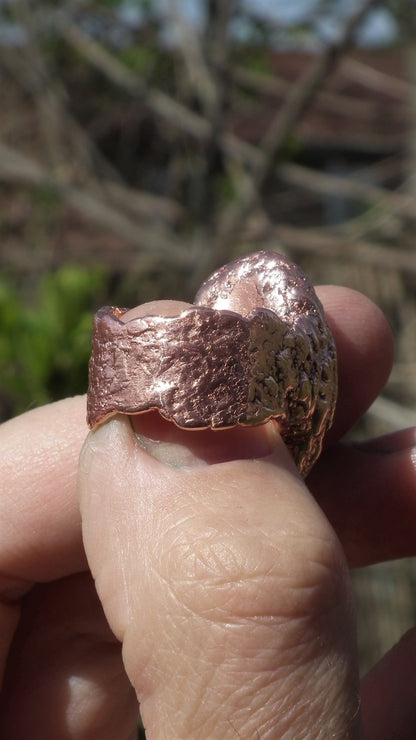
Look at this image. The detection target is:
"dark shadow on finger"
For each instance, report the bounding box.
[316,286,394,447]
[308,430,416,568]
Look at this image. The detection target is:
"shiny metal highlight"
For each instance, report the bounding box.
[87,251,337,476]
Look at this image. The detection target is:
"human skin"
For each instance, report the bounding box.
[1,286,416,738]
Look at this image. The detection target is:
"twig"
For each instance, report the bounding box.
[255,0,380,174]
[231,63,409,120]
[0,141,190,267]
[59,21,213,142]
[245,220,416,275]
[3,135,415,279]
[2,54,122,187]
[6,5,414,281]
[278,162,416,222]
[60,10,412,230]
[9,0,66,172]
[166,0,236,264]
[203,0,381,278]
[57,17,263,170]
[102,181,185,224]
[0,43,184,226]
[342,57,411,100]
[404,40,416,199]
[167,0,218,115]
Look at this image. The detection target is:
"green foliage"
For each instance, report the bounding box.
[235,46,274,75]
[94,0,122,8]
[119,44,156,74]
[34,185,61,212]
[278,133,303,161]
[0,265,108,420]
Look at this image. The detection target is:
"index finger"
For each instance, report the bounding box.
[316,285,394,445]
[0,285,394,585]
[0,396,88,585]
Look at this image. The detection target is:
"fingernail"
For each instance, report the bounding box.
[79,416,133,482]
[130,411,282,468]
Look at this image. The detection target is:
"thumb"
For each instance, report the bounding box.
[78,413,361,739]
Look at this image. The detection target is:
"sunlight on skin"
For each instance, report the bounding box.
[3,285,416,738]
[78,296,361,737]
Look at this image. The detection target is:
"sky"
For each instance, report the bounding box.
[246,0,398,45]
[119,0,399,47]
[0,0,399,49]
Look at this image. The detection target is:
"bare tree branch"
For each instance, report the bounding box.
[231,62,409,120]
[255,0,380,173]
[59,21,213,143]
[404,32,416,198]
[1,46,123,185]
[167,0,234,229]
[244,219,416,274]
[342,56,411,100]
[56,17,262,170]
[5,133,414,277]
[6,10,414,238]
[167,1,218,115]
[0,141,189,267]
[4,1,413,287]
[102,182,185,225]
[9,0,66,172]
[278,162,416,221]
[213,0,381,256]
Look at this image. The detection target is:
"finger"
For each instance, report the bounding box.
[361,628,416,739]
[0,285,388,583]
[0,396,88,582]
[78,416,361,739]
[116,286,393,452]
[0,287,392,583]
[304,288,412,570]
[0,396,88,687]
[315,286,394,445]
[0,283,391,736]
[0,572,138,740]
[308,429,416,568]
[123,288,397,575]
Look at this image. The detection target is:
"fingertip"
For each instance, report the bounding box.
[317,286,395,442]
[131,412,286,467]
[77,416,140,522]
[318,285,394,367]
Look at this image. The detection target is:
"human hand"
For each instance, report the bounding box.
[1,286,416,739]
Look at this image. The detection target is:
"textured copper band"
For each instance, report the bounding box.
[87,251,337,476]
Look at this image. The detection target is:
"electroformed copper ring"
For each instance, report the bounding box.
[87,251,337,477]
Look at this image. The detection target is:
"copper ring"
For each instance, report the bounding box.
[87,251,337,476]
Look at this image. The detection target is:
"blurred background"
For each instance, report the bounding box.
[1,0,416,697]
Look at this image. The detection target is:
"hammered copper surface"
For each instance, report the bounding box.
[87,251,337,476]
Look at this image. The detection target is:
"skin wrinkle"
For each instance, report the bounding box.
[138,630,227,737]
[137,573,355,736]
[139,519,357,737]
[1,282,397,736]
[272,668,352,740]
[79,414,360,739]
[134,548,340,737]
[155,519,347,624]
[205,676,278,738]
[182,642,345,740]
[162,645,273,739]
